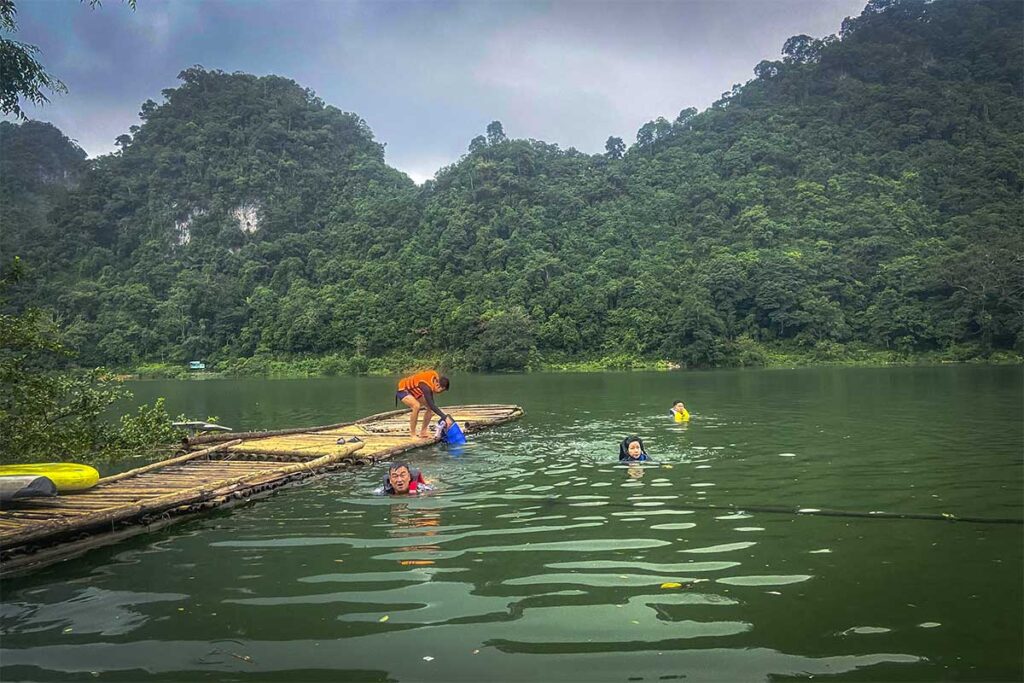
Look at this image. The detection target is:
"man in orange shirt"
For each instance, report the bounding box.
[396,370,453,438]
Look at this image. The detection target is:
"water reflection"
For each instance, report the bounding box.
[386,503,443,565]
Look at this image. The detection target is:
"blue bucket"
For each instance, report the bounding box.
[439,418,467,445]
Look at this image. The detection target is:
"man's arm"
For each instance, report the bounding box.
[417,382,449,420]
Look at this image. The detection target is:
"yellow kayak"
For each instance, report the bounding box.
[0,463,99,492]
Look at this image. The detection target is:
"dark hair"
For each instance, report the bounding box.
[438,376,450,390]
[389,462,411,474]
[619,436,647,460]
[672,400,684,406]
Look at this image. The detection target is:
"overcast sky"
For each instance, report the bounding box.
[14,0,866,183]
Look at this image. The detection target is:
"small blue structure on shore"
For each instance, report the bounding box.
[188,360,206,371]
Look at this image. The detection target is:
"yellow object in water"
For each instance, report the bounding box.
[0,463,99,492]
[673,409,690,423]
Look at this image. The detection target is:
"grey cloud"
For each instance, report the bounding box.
[11,0,868,181]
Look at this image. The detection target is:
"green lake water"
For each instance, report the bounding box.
[2,366,1022,681]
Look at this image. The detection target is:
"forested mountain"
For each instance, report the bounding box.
[0,120,87,265]
[2,0,1021,372]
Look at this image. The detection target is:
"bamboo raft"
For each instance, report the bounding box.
[0,404,523,576]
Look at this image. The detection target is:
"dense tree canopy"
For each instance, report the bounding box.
[2,0,1021,372]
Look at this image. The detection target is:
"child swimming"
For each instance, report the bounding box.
[670,400,690,422]
[619,436,652,462]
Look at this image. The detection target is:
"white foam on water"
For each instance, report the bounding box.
[682,541,757,554]
[841,626,892,635]
[650,522,698,531]
[717,574,812,586]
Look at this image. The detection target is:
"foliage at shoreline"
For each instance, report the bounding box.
[0,258,186,464]
[124,343,1022,380]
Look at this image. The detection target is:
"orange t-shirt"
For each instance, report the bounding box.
[397,370,443,399]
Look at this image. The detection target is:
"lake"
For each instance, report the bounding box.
[2,366,1021,681]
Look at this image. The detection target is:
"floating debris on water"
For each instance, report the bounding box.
[841,626,891,635]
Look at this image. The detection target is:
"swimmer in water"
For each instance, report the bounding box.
[670,400,690,422]
[619,436,652,462]
[378,462,432,495]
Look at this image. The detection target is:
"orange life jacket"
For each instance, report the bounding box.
[397,370,443,399]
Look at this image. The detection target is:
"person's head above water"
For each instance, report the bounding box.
[387,463,413,494]
[671,400,685,412]
[619,436,648,460]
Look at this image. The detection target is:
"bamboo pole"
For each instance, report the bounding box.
[186,408,411,447]
[224,448,350,458]
[98,440,242,485]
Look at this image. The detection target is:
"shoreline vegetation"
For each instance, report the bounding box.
[123,344,1023,380]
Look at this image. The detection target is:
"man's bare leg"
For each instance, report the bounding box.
[401,395,421,437]
[418,408,432,438]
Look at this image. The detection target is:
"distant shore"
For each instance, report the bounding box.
[118,345,1023,380]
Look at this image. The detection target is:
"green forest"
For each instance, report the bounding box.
[2,0,1022,376]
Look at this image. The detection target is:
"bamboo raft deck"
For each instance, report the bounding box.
[0,404,523,576]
